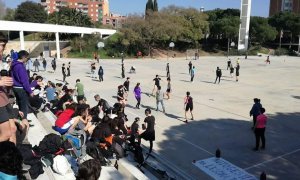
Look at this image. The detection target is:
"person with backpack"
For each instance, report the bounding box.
[214,67,222,84]
[98,66,104,82]
[184,91,194,123]
[250,98,263,129]
[42,58,47,71]
[140,108,155,153]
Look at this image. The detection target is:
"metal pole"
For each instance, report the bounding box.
[279,30,282,49]
[298,35,300,53]
[19,31,25,50]
[227,38,230,57]
[55,32,61,59]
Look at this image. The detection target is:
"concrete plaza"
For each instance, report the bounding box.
[39,55,300,179]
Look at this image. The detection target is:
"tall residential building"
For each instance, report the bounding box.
[40,0,110,22]
[269,0,300,16]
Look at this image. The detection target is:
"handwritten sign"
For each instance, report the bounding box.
[193,157,257,180]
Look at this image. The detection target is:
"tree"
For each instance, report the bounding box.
[250,16,277,45]
[145,0,158,16]
[153,0,158,12]
[269,12,300,36]
[0,0,6,20]
[14,1,47,23]
[3,8,15,21]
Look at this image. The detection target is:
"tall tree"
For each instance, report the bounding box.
[145,0,154,15]
[3,8,15,21]
[269,11,300,37]
[14,1,47,23]
[250,16,277,45]
[0,0,6,20]
[153,0,158,12]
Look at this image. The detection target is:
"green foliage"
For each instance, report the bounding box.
[269,12,300,36]
[14,1,47,23]
[250,16,277,44]
[145,0,158,16]
[3,8,15,21]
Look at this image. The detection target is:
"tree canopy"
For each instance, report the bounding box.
[269,11,300,36]
[14,1,47,23]
[250,16,277,44]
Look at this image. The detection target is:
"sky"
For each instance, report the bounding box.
[3,0,270,17]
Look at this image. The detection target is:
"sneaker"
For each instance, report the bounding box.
[184,120,188,123]
[252,147,258,151]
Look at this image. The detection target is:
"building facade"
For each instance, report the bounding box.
[40,0,109,22]
[269,0,300,16]
[102,13,127,29]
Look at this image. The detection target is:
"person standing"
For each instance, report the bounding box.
[25,58,32,77]
[166,63,170,78]
[140,108,155,153]
[42,58,47,71]
[188,61,192,74]
[265,56,270,64]
[250,98,262,129]
[117,85,126,105]
[191,66,195,82]
[98,66,104,82]
[235,63,240,82]
[227,59,231,70]
[121,63,125,79]
[67,62,71,76]
[230,64,234,78]
[133,83,141,109]
[0,34,17,143]
[123,77,130,92]
[253,108,267,151]
[184,91,194,123]
[11,50,33,121]
[62,63,67,82]
[75,79,85,102]
[91,62,96,79]
[156,86,165,113]
[51,58,56,72]
[214,67,222,84]
[165,77,171,100]
[152,75,161,95]
[33,59,40,72]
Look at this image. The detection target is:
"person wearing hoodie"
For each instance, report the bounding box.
[11,50,32,120]
[250,98,263,129]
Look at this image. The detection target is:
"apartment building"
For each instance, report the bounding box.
[269,0,300,16]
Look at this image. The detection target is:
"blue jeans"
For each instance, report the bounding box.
[13,88,29,119]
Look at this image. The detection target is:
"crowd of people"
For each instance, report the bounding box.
[0,33,270,179]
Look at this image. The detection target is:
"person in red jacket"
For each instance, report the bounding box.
[53,103,76,134]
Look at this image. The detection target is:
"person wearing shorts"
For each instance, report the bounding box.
[184,91,194,123]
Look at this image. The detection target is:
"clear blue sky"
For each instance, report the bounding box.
[4,0,270,17]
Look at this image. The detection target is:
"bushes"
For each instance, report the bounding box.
[274,48,289,56]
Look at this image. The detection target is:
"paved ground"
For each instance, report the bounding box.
[37,55,300,180]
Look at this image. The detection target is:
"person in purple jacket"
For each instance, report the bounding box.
[11,50,33,120]
[133,83,141,109]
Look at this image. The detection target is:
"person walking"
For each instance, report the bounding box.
[11,50,33,121]
[121,63,125,78]
[230,64,234,78]
[123,77,130,93]
[265,56,270,64]
[42,58,47,71]
[184,91,194,123]
[250,98,262,129]
[227,59,231,70]
[67,62,71,76]
[188,61,192,74]
[98,66,104,82]
[214,67,222,84]
[165,77,171,100]
[191,66,195,82]
[140,108,155,153]
[235,63,240,82]
[62,63,67,82]
[51,58,56,72]
[253,108,267,151]
[152,75,161,95]
[133,83,141,109]
[156,86,165,113]
[33,59,40,72]
[166,63,170,78]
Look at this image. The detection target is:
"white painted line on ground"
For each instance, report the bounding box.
[244,148,300,170]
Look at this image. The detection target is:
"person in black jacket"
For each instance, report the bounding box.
[250,98,263,129]
[62,63,66,82]
[214,67,222,84]
[140,108,155,153]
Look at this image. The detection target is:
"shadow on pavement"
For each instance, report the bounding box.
[155,112,300,179]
